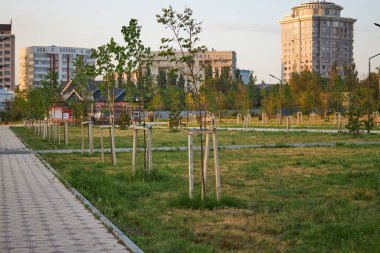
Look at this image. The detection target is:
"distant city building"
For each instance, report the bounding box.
[239,69,252,84]
[279,1,356,82]
[150,50,237,89]
[0,22,16,90]
[19,46,95,90]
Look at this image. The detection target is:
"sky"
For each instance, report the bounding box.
[2,0,380,84]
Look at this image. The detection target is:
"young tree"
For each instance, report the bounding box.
[221,66,231,81]
[247,72,260,108]
[72,57,96,117]
[157,6,208,199]
[329,63,345,113]
[91,40,120,124]
[204,64,213,81]
[157,69,167,90]
[121,18,153,103]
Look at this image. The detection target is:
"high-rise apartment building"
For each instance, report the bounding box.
[19,46,95,90]
[150,50,237,88]
[279,1,356,82]
[0,22,16,90]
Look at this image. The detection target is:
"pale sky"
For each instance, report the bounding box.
[2,0,380,84]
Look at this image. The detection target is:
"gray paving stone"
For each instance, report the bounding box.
[0,126,130,252]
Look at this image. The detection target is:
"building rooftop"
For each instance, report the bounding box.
[293,1,343,11]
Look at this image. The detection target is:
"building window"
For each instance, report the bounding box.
[325,9,329,15]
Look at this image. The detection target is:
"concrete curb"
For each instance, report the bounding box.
[35,154,144,253]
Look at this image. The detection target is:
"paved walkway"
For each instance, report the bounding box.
[218,127,380,134]
[30,141,380,154]
[0,126,130,253]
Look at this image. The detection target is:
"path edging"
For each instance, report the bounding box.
[35,154,144,253]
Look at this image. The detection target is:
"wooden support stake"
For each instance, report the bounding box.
[88,123,93,155]
[110,125,116,165]
[202,133,210,200]
[213,129,221,202]
[64,121,68,146]
[148,127,152,172]
[48,122,51,141]
[188,133,194,199]
[100,128,104,162]
[286,116,289,131]
[132,129,137,172]
[81,124,84,154]
[58,122,61,144]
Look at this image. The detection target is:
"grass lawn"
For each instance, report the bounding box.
[11,125,380,151]
[40,145,380,253]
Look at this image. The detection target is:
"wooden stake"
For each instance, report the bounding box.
[202,133,210,200]
[48,122,51,141]
[188,133,194,199]
[132,129,137,172]
[148,127,152,172]
[100,127,104,162]
[110,125,116,165]
[88,123,93,155]
[213,129,221,202]
[58,122,61,144]
[81,124,84,154]
[286,116,289,131]
[64,120,68,146]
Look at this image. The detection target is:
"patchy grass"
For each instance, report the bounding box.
[41,145,380,252]
[11,125,380,151]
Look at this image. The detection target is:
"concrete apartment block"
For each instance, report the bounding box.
[150,50,237,89]
[0,22,15,90]
[19,46,95,90]
[279,1,356,82]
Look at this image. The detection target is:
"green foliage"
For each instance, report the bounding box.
[156,69,167,90]
[261,85,279,115]
[9,88,28,120]
[119,109,131,130]
[91,19,153,125]
[69,101,84,121]
[345,94,364,134]
[204,64,213,80]
[166,87,185,128]
[72,57,96,116]
[157,6,207,115]
[220,66,230,80]
[20,70,61,119]
[247,72,260,108]
[289,70,324,114]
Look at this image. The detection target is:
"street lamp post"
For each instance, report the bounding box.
[269,74,283,123]
[367,53,380,133]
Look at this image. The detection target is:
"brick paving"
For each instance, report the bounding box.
[0,126,130,253]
